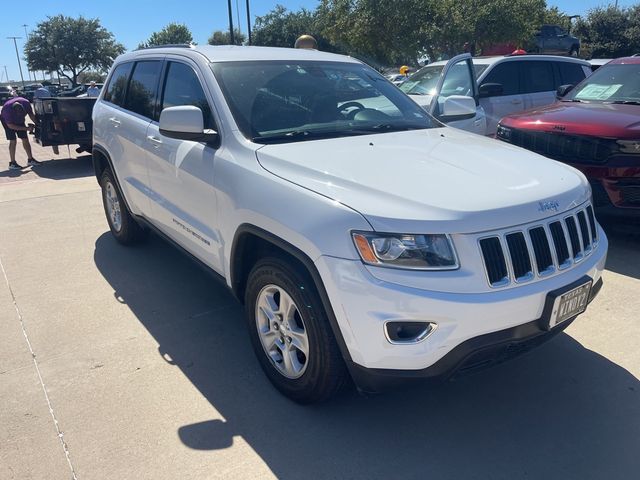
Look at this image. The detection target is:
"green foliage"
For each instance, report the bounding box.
[24,15,124,86]
[208,29,246,45]
[77,71,104,83]
[252,5,335,51]
[574,6,640,58]
[139,23,194,49]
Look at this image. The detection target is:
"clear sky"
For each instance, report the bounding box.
[0,0,635,83]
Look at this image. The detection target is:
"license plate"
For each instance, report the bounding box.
[546,281,592,329]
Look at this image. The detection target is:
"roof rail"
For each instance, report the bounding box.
[135,44,194,51]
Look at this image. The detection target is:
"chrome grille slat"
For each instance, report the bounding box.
[479,204,598,288]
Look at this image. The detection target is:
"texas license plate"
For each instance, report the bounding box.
[546,281,592,329]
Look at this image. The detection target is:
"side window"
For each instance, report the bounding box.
[481,62,519,96]
[161,62,214,129]
[554,26,566,36]
[124,61,162,120]
[104,63,133,107]
[541,26,553,36]
[522,62,555,93]
[440,59,474,99]
[557,62,586,86]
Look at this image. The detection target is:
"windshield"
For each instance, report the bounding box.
[400,63,488,96]
[211,61,438,143]
[566,63,640,104]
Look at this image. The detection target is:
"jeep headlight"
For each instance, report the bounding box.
[617,139,640,154]
[496,124,512,141]
[352,232,459,270]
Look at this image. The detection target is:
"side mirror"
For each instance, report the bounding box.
[556,84,574,99]
[479,83,504,98]
[159,106,218,143]
[440,95,477,119]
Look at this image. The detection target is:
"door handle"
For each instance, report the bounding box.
[511,99,522,105]
[147,135,163,146]
[108,117,121,126]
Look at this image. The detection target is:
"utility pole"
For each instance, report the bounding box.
[227,0,235,45]
[21,24,32,82]
[7,37,25,88]
[2,66,8,83]
[246,0,252,45]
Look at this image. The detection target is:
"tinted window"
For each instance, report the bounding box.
[541,26,553,36]
[481,62,519,96]
[125,61,162,119]
[522,61,555,93]
[104,62,133,107]
[161,62,214,129]
[557,62,586,85]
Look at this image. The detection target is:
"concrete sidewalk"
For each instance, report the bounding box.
[1,145,639,479]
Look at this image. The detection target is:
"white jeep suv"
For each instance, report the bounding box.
[92,45,607,403]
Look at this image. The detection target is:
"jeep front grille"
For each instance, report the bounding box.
[479,205,598,287]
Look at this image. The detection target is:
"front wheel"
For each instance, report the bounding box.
[245,257,348,403]
[100,169,146,245]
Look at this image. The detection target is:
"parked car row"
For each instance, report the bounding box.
[92,45,607,403]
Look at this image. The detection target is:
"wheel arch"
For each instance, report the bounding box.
[230,224,355,365]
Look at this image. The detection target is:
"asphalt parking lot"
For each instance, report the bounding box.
[1,141,639,480]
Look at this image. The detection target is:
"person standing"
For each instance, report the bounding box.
[86,81,100,97]
[33,85,51,99]
[1,96,40,170]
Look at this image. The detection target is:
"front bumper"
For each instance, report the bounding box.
[315,228,607,389]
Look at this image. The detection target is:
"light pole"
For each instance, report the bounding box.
[7,37,25,88]
[227,0,235,45]
[246,0,252,45]
[21,24,32,82]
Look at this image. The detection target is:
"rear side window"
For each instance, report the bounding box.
[481,62,519,96]
[557,62,586,86]
[125,61,162,120]
[104,62,133,107]
[161,62,214,129]
[522,61,555,93]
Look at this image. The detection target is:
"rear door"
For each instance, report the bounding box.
[521,60,557,111]
[478,61,524,136]
[429,53,486,135]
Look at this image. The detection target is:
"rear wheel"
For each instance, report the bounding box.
[245,257,348,403]
[100,169,146,245]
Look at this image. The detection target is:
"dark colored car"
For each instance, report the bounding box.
[533,25,580,57]
[0,85,13,105]
[496,57,640,219]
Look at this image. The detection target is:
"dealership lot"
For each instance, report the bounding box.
[1,143,639,479]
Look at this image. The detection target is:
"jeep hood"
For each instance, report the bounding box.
[255,128,590,233]
[500,102,640,139]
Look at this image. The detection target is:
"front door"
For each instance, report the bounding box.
[429,54,486,135]
[145,60,222,270]
[478,61,526,136]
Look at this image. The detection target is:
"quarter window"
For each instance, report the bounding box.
[522,61,555,93]
[161,62,214,129]
[557,62,586,86]
[125,61,162,120]
[104,62,133,107]
[481,62,520,96]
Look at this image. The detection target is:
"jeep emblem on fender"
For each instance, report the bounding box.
[538,200,560,212]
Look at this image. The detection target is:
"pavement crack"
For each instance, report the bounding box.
[0,255,79,480]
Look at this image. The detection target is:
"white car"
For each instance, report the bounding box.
[401,54,592,136]
[92,45,607,403]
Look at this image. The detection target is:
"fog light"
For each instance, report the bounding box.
[385,321,436,344]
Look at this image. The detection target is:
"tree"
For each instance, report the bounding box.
[208,29,246,45]
[252,5,336,51]
[78,71,105,84]
[574,6,634,58]
[139,23,194,49]
[24,15,124,86]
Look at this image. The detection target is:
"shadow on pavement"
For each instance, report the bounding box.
[93,232,640,479]
[600,218,640,280]
[0,155,93,181]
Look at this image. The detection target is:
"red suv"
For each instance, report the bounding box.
[496,57,640,219]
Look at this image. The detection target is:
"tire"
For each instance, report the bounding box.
[100,169,146,245]
[245,257,348,403]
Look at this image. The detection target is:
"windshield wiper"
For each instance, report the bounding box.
[356,123,426,132]
[561,98,583,102]
[610,100,640,105]
[252,129,367,144]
